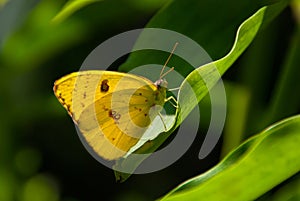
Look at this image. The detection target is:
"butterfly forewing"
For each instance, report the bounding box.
[54,71,156,121]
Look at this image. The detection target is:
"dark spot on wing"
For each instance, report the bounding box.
[114,113,121,120]
[108,109,113,117]
[108,109,121,122]
[134,106,142,112]
[103,106,109,111]
[101,79,109,92]
[66,104,71,112]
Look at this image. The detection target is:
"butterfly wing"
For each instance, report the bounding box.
[54,70,166,160]
[78,87,166,160]
[53,71,156,121]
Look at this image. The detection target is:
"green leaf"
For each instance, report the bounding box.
[161,114,300,201]
[0,1,87,73]
[265,24,300,125]
[114,0,289,182]
[51,0,100,24]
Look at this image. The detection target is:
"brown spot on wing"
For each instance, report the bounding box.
[101,79,109,92]
[103,106,109,111]
[108,109,121,123]
[108,109,113,117]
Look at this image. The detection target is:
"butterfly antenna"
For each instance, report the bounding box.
[160,67,174,78]
[159,42,179,79]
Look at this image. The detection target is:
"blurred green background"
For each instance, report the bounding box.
[0,0,299,200]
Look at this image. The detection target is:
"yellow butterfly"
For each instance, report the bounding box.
[53,44,178,161]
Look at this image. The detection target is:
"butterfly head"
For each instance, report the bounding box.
[154,78,168,88]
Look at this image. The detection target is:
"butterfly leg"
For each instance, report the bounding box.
[165,96,178,108]
[158,112,168,131]
[168,87,180,91]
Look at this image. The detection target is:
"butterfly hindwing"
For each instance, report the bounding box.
[77,86,166,160]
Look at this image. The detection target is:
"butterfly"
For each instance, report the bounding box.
[53,44,178,161]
